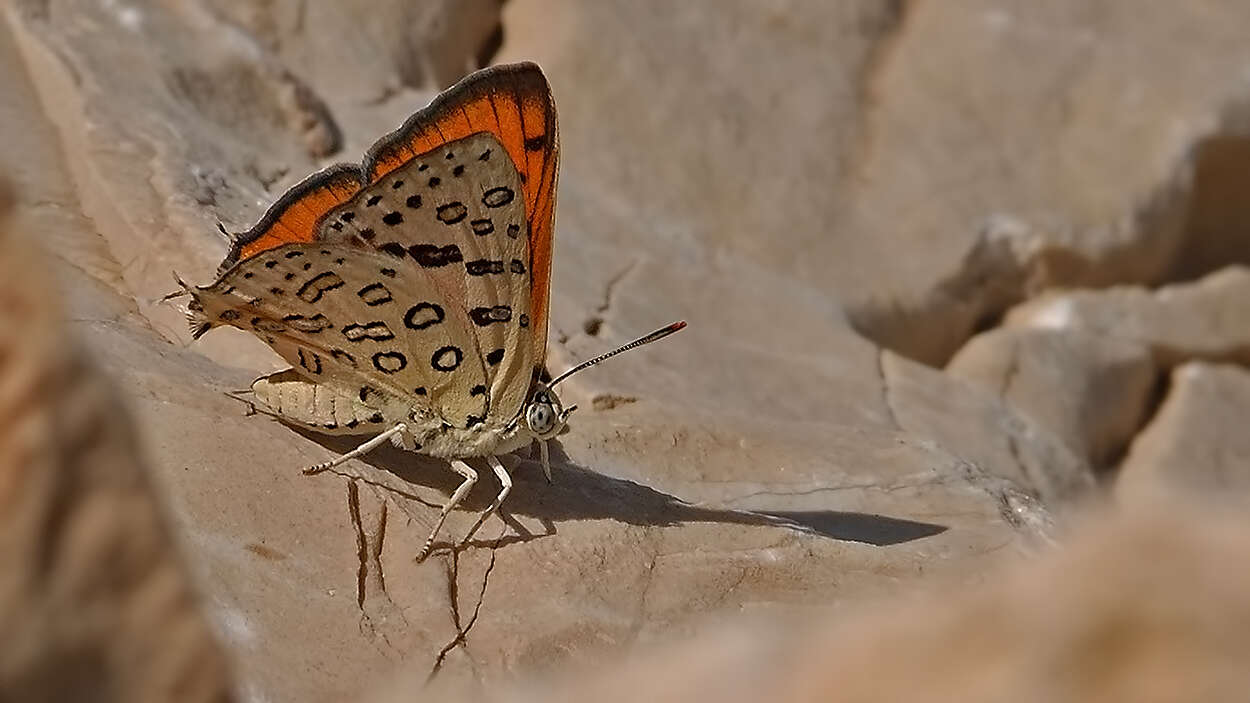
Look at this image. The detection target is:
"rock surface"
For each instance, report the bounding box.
[0,190,231,701]
[1118,363,1250,505]
[1007,266,1250,367]
[420,500,1250,703]
[1,0,1249,701]
[947,328,1155,469]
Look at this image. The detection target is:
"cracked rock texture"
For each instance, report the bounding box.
[2,0,1250,701]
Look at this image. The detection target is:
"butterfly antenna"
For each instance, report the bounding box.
[157,271,193,304]
[549,321,686,388]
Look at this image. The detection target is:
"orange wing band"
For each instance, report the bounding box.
[221,62,559,366]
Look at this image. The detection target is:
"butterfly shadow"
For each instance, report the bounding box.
[292,430,947,552]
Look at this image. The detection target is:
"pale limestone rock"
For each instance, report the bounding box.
[1118,362,1250,505]
[0,2,1059,699]
[8,0,1250,700]
[432,501,1250,703]
[947,328,1156,468]
[1007,266,1250,366]
[0,191,231,700]
[882,350,1094,509]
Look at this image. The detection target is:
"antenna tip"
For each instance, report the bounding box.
[668,320,688,332]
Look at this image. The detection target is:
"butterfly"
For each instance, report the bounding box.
[180,62,684,559]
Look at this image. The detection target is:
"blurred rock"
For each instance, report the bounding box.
[1007,266,1250,366]
[452,500,1250,703]
[0,189,231,699]
[947,328,1156,468]
[503,1,1250,366]
[1118,363,1250,505]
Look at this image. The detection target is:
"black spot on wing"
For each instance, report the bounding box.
[466,259,505,276]
[525,134,548,151]
[357,283,393,306]
[297,349,322,375]
[379,242,407,258]
[436,202,467,224]
[486,348,505,366]
[482,187,514,208]
[408,244,463,267]
[404,302,445,330]
[372,351,407,374]
[283,313,333,332]
[297,272,345,303]
[431,346,463,371]
[342,321,395,342]
[469,306,511,326]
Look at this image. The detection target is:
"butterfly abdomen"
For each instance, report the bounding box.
[251,368,401,435]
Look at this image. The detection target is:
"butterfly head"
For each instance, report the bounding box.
[520,321,687,482]
[524,385,576,441]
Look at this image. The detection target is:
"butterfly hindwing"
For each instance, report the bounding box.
[192,243,491,429]
[316,132,534,426]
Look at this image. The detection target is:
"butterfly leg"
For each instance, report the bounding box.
[459,455,512,549]
[302,423,408,475]
[417,459,477,562]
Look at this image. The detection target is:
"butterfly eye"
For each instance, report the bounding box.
[525,395,563,438]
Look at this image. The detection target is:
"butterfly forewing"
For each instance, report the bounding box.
[200,62,560,437]
[362,62,558,388]
[316,132,534,424]
[193,243,491,429]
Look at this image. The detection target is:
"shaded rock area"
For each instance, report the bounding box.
[0,0,1248,701]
